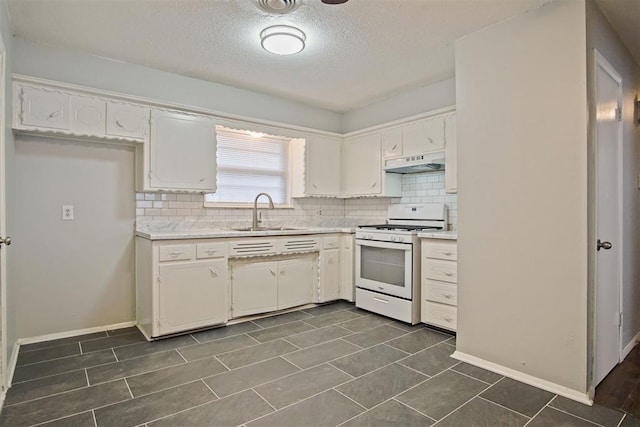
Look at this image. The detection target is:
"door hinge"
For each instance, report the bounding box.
[615,107,622,122]
[156,274,161,284]
[619,312,624,327]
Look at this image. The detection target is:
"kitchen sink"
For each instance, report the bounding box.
[230,226,301,232]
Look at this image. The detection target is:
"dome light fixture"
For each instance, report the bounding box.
[260,25,306,55]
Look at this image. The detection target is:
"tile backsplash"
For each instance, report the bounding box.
[136,171,457,230]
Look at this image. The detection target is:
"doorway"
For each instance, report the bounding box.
[593,50,624,387]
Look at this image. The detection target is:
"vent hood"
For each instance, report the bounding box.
[384,152,445,174]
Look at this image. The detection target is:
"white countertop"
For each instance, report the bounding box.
[417,230,457,240]
[136,227,355,240]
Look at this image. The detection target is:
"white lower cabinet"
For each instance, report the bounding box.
[319,248,340,302]
[421,238,458,331]
[340,234,355,302]
[158,259,227,336]
[230,255,316,318]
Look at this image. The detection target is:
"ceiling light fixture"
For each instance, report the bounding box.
[260,25,306,55]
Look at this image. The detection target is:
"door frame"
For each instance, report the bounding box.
[593,49,624,384]
[0,25,7,393]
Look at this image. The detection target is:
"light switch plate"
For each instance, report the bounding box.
[62,205,74,220]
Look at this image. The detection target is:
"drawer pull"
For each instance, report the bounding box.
[270,268,276,276]
[48,110,61,120]
[443,251,453,256]
[205,250,218,255]
[209,268,218,278]
[373,297,389,304]
[168,251,183,257]
[280,270,286,276]
[115,120,124,128]
[443,294,454,299]
[392,144,397,150]
[444,272,454,277]
[443,316,454,323]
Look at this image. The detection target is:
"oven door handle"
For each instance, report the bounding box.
[355,240,412,250]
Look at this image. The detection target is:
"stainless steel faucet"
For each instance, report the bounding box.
[252,192,274,229]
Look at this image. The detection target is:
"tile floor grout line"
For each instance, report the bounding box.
[617,414,627,427]
[476,395,534,420]
[175,348,189,363]
[392,397,439,423]
[124,377,135,400]
[19,332,110,354]
[78,341,83,355]
[111,347,119,362]
[332,387,369,410]
[251,386,278,412]
[279,337,302,350]
[189,333,201,344]
[200,378,220,400]
[395,360,433,379]
[213,354,232,372]
[545,406,608,427]
[522,393,556,427]
[85,367,91,387]
[138,390,220,426]
[245,333,263,346]
[11,358,121,386]
[28,409,95,427]
[3,383,93,408]
[447,366,497,386]
[15,349,89,369]
[92,409,98,427]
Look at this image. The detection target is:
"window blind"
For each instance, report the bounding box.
[206,126,290,205]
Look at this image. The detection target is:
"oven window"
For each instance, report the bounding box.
[360,246,407,287]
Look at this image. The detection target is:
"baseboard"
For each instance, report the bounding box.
[451,350,593,406]
[6,341,20,389]
[18,320,136,346]
[621,331,640,361]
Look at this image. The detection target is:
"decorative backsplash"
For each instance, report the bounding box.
[136,171,457,230]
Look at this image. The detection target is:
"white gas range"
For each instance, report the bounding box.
[355,203,448,324]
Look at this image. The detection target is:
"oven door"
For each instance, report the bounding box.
[355,239,413,300]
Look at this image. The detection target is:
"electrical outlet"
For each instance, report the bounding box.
[62,205,74,220]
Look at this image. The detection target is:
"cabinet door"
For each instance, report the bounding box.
[444,113,457,194]
[231,260,278,317]
[402,117,445,156]
[106,101,149,140]
[158,259,227,335]
[277,257,315,310]
[381,126,402,159]
[306,136,341,196]
[340,235,355,302]
[20,87,70,130]
[70,95,106,137]
[343,133,381,196]
[319,249,340,302]
[149,109,217,191]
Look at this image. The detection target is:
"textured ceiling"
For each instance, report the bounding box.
[8,0,557,112]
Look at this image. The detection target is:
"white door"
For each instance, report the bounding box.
[277,257,315,310]
[0,40,9,393]
[231,260,278,317]
[594,51,623,386]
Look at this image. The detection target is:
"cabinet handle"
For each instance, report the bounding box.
[443,251,453,256]
[199,177,205,182]
[168,251,183,257]
[443,294,454,299]
[205,250,217,255]
[428,137,434,145]
[373,297,389,304]
[270,268,276,276]
[443,316,454,323]
[280,270,286,276]
[115,120,124,128]
[371,182,377,188]
[312,183,317,189]
[48,110,61,120]
[392,144,397,150]
[444,272,454,277]
[209,268,218,277]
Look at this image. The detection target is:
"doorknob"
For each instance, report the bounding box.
[597,239,612,251]
[0,236,11,246]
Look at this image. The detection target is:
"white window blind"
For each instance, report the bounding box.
[206,126,291,205]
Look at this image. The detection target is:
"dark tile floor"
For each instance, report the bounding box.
[2,301,639,427]
[596,343,640,418]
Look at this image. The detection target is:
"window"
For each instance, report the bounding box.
[205,126,292,207]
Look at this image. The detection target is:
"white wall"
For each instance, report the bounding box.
[586,0,640,361]
[13,136,135,338]
[12,38,343,133]
[455,0,589,398]
[342,78,455,133]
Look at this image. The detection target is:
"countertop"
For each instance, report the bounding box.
[136,227,355,240]
[417,230,457,240]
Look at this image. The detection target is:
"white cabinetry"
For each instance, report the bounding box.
[319,236,341,302]
[19,87,70,130]
[136,237,229,339]
[305,136,341,196]
[106,101,149,141]
[381,126,402,158]
[421,238,458,331]
[402,116,445,156]
[343,133,401,197]
[444,113,457,194]
[230,255,316,318]
[138,109,216,192]
[70,95,106,137]
[340,234,355,302]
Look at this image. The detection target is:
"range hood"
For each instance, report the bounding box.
[384,152,445,174]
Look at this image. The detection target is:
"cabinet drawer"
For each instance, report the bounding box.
[422,301,457,331]
[424,259,457,283]
[423,242,457,261]
[197,242,229,259]
[424,279,457,306]
[159,244,195,262]
[323,236,340,250]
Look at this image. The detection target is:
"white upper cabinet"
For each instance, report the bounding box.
[106,101,149,140]
[305,135,342,196]
[381,126,402,159]
[70,95,106,137]
[20,87,70,130]
[343,132,401,197]
[402,116,446,156]
[444,113,457,194]
[144,109,217,192]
